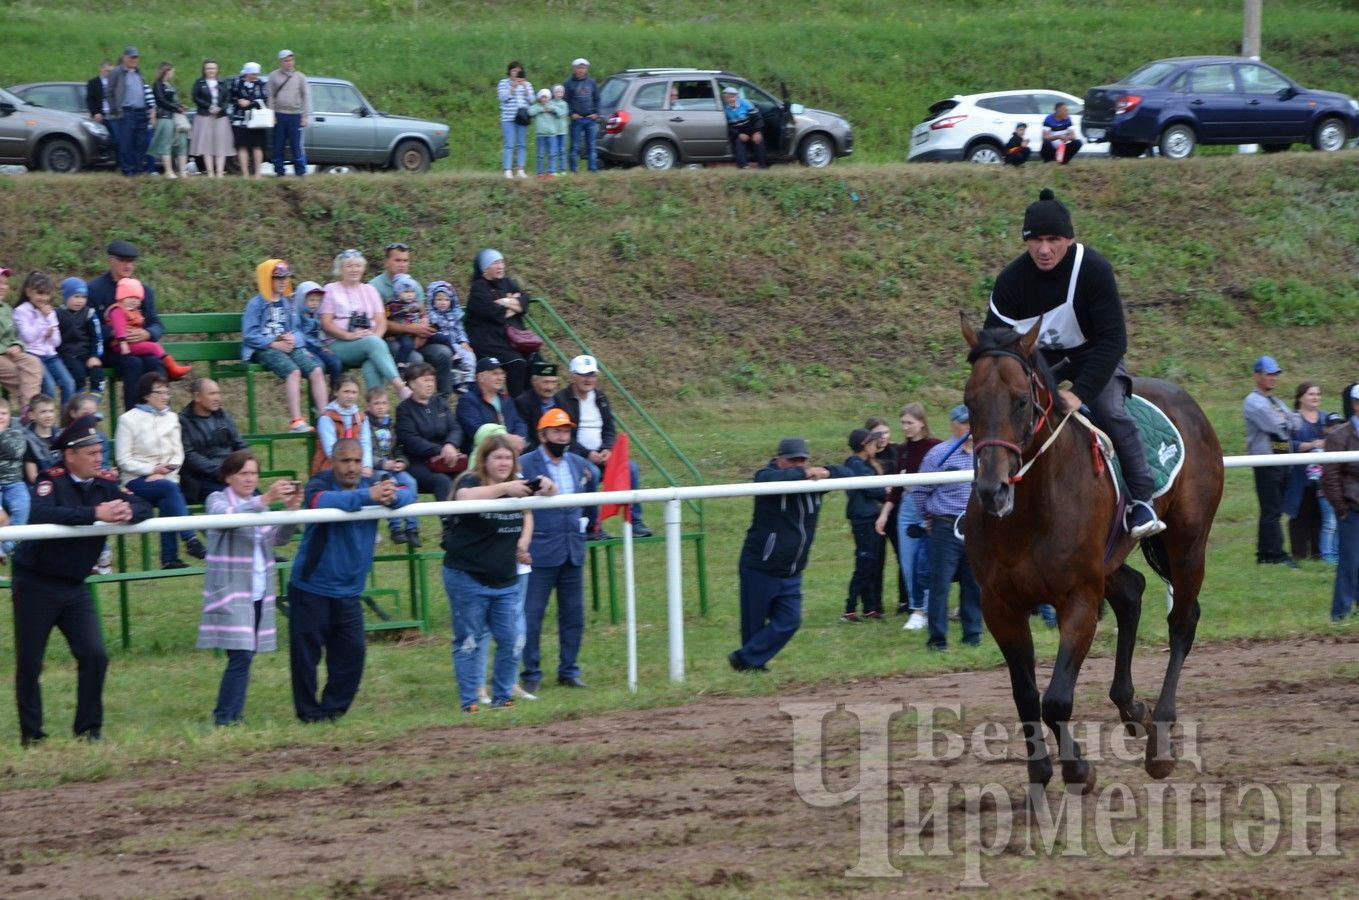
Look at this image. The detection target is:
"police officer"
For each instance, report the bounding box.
[11,414,152,746]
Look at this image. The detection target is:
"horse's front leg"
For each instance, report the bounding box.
[1104,564,1150,733]
[1042,592,1099,794]
[987,608,1051,787]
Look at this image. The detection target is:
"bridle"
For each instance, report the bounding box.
[968,346,1062,484]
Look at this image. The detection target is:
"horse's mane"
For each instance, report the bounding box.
[967,326,1062,405]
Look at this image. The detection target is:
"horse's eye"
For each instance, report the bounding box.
[1012,397,1027,414]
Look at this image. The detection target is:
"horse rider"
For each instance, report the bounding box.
[985,188,1164,541]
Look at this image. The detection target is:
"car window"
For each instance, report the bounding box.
[1124,61,1179,87]
[312,83,365,114]
[670,79,717,111]
[742,83,778,107]
[19,85,78,112]
[1238,64,1290,95]
[977,95,1034,114]
[599,78,627,111]
[1168,71,1189,92]
[1190,64,1237,93]
[1032,93,1079,116]
[634,82,667,110]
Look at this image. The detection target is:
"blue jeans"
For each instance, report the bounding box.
[569,117,598,172]
[1319,495,1338,564]
[213,648,256,725]
[500,120,527,170]
[271,111,307,175]
[445,566,522,708]
[116,106,150,176]
[1331,512,1359,621]
[925,520,983,649]
[125,476,194,563]
[39,355,76,403]
[522,561,585,683]
[550,134,565,172]
[536,135,553,174]
[735,566,802,668]
[895,493,930,611]
[0,480,31,556]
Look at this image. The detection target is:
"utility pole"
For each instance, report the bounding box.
[1241,0,1263,153]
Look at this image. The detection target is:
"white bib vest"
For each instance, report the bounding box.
[988,243,1087,351]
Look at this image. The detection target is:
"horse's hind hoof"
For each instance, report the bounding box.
[1063,764,1097,795]
[1145,757,1176,780]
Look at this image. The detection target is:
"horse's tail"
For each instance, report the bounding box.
[1140,533,1172,584]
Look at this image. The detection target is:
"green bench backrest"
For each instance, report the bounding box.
[160,312,244,336]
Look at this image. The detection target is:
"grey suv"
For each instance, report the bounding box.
[0,86,113,172]
[596,69,853,169]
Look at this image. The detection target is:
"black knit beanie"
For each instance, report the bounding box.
[1022,188,1074,240]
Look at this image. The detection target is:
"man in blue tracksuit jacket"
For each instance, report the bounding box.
[289,437,415,722]
[729,437,851,672]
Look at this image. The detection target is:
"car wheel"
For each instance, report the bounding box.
[38,138,82,174]
[640,139,678,170]
[798,133,834,168]
[1109,142,1149,158]
[965,141,1003,164]
[390,140,431,174]
[1312,117,1347,152]
[1158,124,1196,160]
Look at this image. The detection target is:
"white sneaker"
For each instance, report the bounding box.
[503,169,513,179]
[515,168,527,178]
[903,611,927,631]
[95,547,114,575]
[511,683,538,701]
[478,687,492,706]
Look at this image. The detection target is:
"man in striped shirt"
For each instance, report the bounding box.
[914,405,982,652]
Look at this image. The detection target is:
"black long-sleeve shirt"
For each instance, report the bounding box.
[985,244,1126,404]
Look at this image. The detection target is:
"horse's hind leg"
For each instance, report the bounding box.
[988,612,1052,787]
[1145,537,1207,779]
[1042,592,1099,794]
[1105,564,1151,734]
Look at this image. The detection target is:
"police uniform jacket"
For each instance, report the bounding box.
[14,466,153,581]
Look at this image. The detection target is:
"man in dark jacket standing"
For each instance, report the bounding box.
[564,57,600,173]
[11,415,152,745]
[178,378,247,503]
[1322,384,1359,623]
[106,47,154,176]
[729,438,850,672]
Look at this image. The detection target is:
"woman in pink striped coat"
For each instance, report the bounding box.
[197,449,301,726]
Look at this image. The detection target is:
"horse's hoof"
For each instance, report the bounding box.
[1068,764,1097,795]
[1145,757,1176,780]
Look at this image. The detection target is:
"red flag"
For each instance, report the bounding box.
[598,433,632,524]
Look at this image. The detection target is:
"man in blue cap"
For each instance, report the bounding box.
[11,414,152,745]
[915,406,983,651]
[1243,355,1299,567]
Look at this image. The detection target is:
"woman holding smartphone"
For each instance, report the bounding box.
[198,450,301,726]
[114,372,205,569]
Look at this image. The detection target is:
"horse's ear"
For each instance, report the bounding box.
[1017,317,1042,356]
[960,311,979,349]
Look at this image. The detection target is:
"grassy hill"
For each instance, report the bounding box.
[2,0,1357,169]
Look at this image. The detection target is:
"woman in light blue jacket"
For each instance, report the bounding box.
[497,60,534,178]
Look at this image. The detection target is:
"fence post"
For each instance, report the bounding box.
[665,498,684,683]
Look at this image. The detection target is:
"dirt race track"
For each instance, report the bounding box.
[1,636,1355,898]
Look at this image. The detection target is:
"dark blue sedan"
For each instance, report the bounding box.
[1082,56,1359,159]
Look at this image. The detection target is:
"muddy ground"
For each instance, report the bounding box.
[1,636,1355,898]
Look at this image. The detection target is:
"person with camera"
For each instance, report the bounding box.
[443,432,553,712]
[320,249,410,402]
[497,60,534,179]
[721,85,768,169]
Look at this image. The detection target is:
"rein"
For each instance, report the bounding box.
[969,347,1062,484]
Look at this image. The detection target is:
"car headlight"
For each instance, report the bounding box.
[81,121,109,139]
[1350,99,1359,112]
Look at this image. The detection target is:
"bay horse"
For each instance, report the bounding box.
[960,315,1223,791]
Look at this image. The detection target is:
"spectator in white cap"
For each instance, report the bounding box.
[722,84,769,169]
[563,57,600,173]
[229,62,269,178]
[553,354,652,538]
[497,61,533,179]
[267,49,310,177]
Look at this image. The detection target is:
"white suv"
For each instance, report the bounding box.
[907,89,1105,163]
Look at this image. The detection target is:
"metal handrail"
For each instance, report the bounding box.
[525,296,706,529]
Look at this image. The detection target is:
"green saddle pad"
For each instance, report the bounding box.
[1106,394,1185,499]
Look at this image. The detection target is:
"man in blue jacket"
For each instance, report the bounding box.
[564,57,600,173]
[288,437,415,722]
[729,437,851,672]
[518,408,595,692]
[456,357,528,454]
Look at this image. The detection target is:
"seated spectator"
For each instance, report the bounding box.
[62,392,111,469]
[1040,102,1082,164]
[115,372,206,569]
[456,357,528,455]
[0,402,29,563]
[366,386,421,546]
[295,280,342,389]
[384,273,429,369]
[198,450,301,726]
[314,375,372,476]
[22,393,59,483]
[56,278,104,394]
[14,271,75,404]
[106,278,191,380]
[178,378,247,504]
[241,258,329,433]
[85,241,166,409]
[426,280,475,396]
[395,362,464,499]
[0,264,44,412]
[554,355,651,537]
[319,250,410,401]
[721,85,768,169]
[514,360,560,450]
[464,249,534,398]
[1004,123,1031,166]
